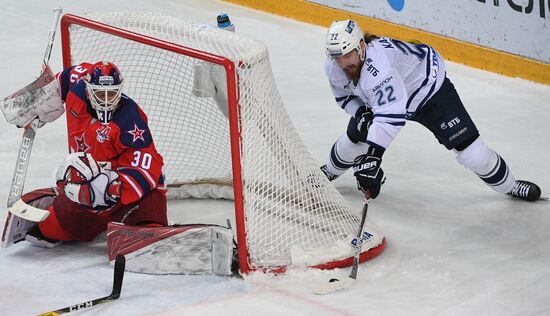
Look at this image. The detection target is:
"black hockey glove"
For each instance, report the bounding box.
[355,106,373,139]
[353,146,386,199]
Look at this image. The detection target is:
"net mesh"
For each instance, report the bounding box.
[64,12,384,269]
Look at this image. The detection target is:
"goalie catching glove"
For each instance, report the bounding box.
[56,152,121,208]
[353,146,386,199]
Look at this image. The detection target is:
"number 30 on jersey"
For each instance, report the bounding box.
[131,151,152,169]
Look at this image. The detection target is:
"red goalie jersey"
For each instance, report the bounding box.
[57,62,166,205]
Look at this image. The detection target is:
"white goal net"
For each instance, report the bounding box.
[60,12,385,272]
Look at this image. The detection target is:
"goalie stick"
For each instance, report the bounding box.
[1,8,62,248]
[6,7,62,209]
[313,200,369,295]
[37,254,126,316]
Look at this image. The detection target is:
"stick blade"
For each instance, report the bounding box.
[313,277,355,295]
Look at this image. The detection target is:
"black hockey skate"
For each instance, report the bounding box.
[507,180,541,202]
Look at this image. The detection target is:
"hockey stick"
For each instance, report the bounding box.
[313,199,369,295]
[37,254,126,316]
[6,7,62,209]
[1,8,62,248]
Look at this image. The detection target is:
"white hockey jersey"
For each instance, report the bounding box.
[325,37,446,149]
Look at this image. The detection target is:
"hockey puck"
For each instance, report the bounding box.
[329,278,339,282]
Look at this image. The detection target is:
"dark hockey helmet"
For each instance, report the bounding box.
[85,61,124,124]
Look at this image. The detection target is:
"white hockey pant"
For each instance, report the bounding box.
[455,138,515,194]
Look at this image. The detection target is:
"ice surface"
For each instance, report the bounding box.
[1,0,549,315]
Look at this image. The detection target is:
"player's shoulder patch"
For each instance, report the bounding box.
[113,96,153,148]
[68,80,89,104]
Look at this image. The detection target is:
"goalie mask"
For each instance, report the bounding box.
[325,19,364,59]
[86,61,124,124]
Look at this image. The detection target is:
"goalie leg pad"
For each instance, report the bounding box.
[107,222,235,275]
[1,212,36,248]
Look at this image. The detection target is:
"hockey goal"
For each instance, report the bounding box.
[60,12,385,273]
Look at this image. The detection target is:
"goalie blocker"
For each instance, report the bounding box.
[107,222,236,276]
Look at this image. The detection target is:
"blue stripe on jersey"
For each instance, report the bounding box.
[388,121,406,126]
[341,95,358,109]
[415,81,437,112]
[59,66,75,101]
[374,113,406,119]
[406,47,432,112]
[405,48,441,119]
[118,168,151,194]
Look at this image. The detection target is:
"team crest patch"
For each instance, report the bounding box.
[127,123,146,143]
[96,126,112,143]
[74,132,91,153]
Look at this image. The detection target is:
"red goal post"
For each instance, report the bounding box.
[59,12,385,273]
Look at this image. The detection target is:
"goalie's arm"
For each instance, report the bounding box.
[116,147,165,205]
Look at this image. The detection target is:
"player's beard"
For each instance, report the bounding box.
[344,64,361,81]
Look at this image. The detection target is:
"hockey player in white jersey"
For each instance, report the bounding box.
[320,19,542,202]
[193,13,235,118]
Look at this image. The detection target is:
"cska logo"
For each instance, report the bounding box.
[96,126,111,143]
[74,133,91,153]
[127,123,146,144]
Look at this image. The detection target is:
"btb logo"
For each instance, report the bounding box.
[441,117,461,130]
